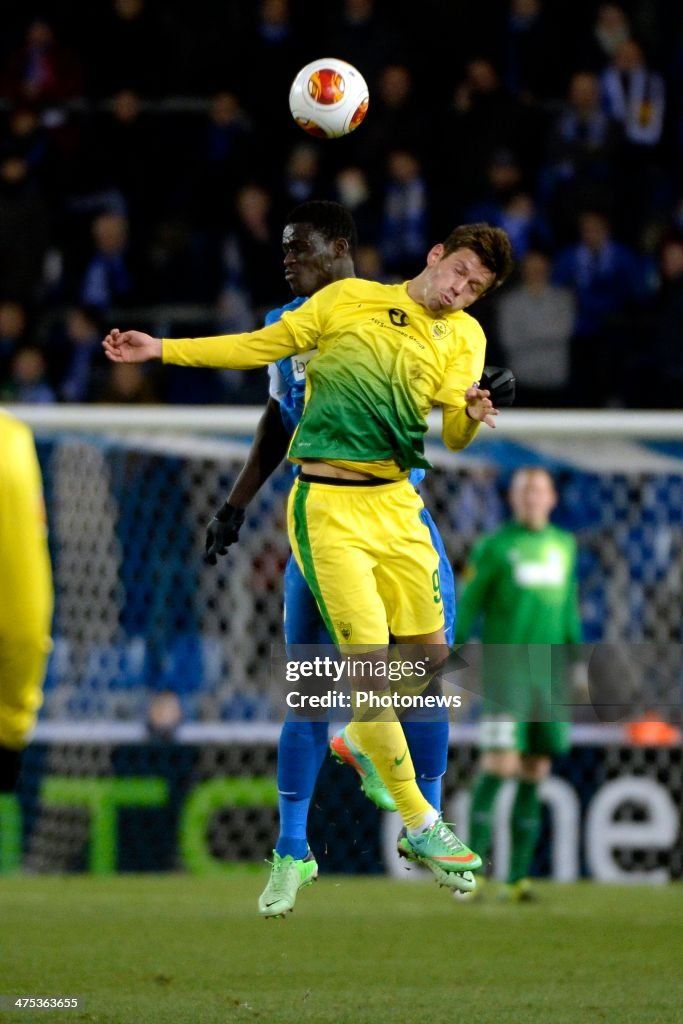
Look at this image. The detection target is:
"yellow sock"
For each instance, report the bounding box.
[345,719,435,830]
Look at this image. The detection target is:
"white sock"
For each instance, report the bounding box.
[407,807,439,837]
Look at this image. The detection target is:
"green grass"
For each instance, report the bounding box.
[1,875,682,1024]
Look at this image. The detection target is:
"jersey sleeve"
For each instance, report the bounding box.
[454,535,497,643]
[268,361,287,403]
[564,537,583,645]
[436,317,487,451]
[162,318,315,370]
[278,279,341,350]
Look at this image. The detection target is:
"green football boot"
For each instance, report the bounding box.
[330,728,397,812]
[258,850,318,918]
[454,875,488,902]
[397,820,481,892]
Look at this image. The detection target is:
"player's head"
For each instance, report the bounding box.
[282,201,357,298]
[509,467,557,530]
[411,223,513,314]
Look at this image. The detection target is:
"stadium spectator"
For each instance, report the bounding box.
[278,143,323,212]
[0,155,49,304]
[503,0,566,101]
[78,90,163,230]
[552,210,647,405]
[601,39,665,147]
[4,347,55,404]
[355,244,388,282]
[380,150,429,277]
[0,17,83,107]
[53,306,107,403]
[579,3,632,72]
[80,211,133,312]
[2,102,80,214]
[354,65,424,174]
[467,184,550,261]
[601,39,668,237]
[468,147,524,211]
[497,250,576,406]
[0,301,28,383]
[190,92,254,229]
[84,0,165,98]
[445,60,530,211]
[333,166,379,243]
[97,361,158,404]
[1,106,50,184]
[629,232,683,406]
[220,185,283,322]
[241,0,306,151]
[540,71,620,242]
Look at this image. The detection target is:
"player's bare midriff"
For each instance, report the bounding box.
[299,460,378,481]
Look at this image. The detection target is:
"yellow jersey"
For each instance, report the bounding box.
[164,278,486,478]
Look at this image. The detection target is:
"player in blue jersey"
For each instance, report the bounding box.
[204,201,456,916]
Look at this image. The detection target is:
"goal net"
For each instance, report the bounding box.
[3,406,682,879]
[15,405,683,727]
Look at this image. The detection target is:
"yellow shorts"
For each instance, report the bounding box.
[288,475,445,647]
[0,412,53,749]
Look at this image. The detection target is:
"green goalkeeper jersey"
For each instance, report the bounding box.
[455,522,582,715]
[455,522,582,647]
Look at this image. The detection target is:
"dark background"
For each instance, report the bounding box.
[1,0,682,407]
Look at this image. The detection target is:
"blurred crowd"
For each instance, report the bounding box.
[1,0,683,407]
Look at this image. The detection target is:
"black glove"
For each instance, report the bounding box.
[205,502,245,565]
[479,365,516,407]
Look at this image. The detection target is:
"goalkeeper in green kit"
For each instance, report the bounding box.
[455,466,582,900]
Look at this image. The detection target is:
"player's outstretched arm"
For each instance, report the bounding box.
[102,329,162,363]
[205,398,291,565]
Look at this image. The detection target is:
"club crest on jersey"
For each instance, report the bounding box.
[388,308,409,327]
[431,320,449,339]
[337,621,353,641]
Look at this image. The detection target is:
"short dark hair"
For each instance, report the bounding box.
[442,222,514,290]
[511,465,556,488]
[285,200,358,255]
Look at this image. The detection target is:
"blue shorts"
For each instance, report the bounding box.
[283,507,455,647]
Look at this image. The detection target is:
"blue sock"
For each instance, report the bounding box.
[416,774,443,810]
[403,716,449,813]
[275,718,328,859]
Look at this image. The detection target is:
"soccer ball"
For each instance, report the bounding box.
[289,58,369,139]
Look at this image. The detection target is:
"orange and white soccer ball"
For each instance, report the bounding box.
[289,58,369,139]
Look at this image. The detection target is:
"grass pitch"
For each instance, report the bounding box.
[1,874,681,1024]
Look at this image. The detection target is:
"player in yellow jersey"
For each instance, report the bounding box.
[103,223,514,888]
[0,411,53,793]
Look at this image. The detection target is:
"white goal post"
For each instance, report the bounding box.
[8,404,683,439]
